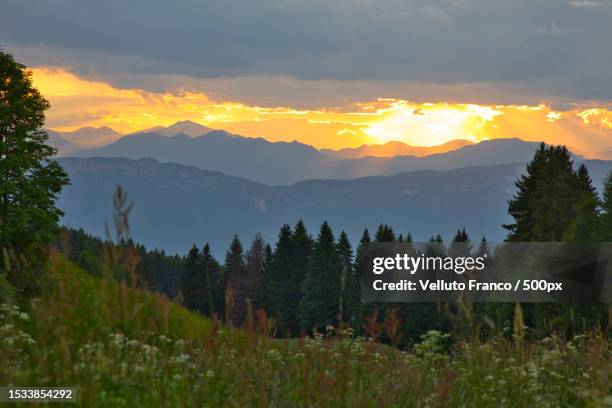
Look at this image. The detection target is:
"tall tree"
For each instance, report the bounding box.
[504,143,587,241]
[448,228,472,258]
[0,49,70,295]
[475,236,491,258]
[264,224,293,334]
[201,244,221,317]
[300,221,342,332]
[375,224,396,242]
[337,230,353,325]
[349,228,371,329]
[224,235,247,326]
[563,194,602,242]
[181,244,204,313]
[287,220,313,334]
[601,173,612,241]
[245,233,266,313]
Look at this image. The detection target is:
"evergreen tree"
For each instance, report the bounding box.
[404,232,417,256]
[563,194,601,242]
[475,236,491,258]
[181,244,204,312]
[351,228,371,330]
[601,173,612,241]
[287,220,313,334]
[337,230,353,325]
[375,224,396,242]
[224,235,247,326]
[245,234,266,314]
[262,243,273,304]
[300,221,343,332]
[504,143,588,241]
[448,228,472,258]
[0,49,70,295]
[201,244,221,317]
[265,224,293,334]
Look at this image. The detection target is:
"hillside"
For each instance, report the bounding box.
[1,254,609,406]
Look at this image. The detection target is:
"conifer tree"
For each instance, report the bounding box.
[475,236,491,258]
[300,221,342,332]
[337,230,353,325]
[201,243,221,317]
[563,194,601,242]
[224,235,247,326]
[245,234,266,313]
[265,224,293,334]
[375,224,396,242]
[181,245,204,313]
[352,228,371,330]
[288,220,313,333]
[601,173,612,241]
[262,243,273,300]
[504,143,589,241]
[448,228,472,258]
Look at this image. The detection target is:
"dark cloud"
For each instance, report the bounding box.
[1,0,611,101]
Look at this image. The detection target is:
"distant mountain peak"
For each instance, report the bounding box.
[49,126,122,150]
[136,120,216,138]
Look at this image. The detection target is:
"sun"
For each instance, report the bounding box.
[363,101,501,146]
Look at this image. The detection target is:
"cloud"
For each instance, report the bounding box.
[1,0,611,103]
[31,67,612,157]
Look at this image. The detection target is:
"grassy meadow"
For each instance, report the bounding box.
[0,254,610,407]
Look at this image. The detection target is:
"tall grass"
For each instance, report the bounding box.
[0,255,610,407]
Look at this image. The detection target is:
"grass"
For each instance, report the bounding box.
[0,255,610,407]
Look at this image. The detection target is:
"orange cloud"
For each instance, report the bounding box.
[32,67,611,157]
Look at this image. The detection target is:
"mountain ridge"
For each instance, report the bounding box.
[57,157,611,256]
[72,134,549,185]
[321,139,474,159]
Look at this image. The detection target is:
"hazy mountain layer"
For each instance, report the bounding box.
[73,133,547,185]
[57,157,611,256]
[321,139,474,158]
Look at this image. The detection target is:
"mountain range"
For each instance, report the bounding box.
[72,130,550,185]
[48,121,215,156]
[320,139,474,158]
[57,157,612,256]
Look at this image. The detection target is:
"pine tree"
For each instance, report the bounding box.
[601,173,612,241]
[0,49,70,295]
[288,220,313,334]
[351,228,371,330]
[563,194,601,242]
[337,231,353,325]
[563,163,602,242]
[201,244,221,317]
[475,236,491,258]
[181,245,204,313]
[245,234,266,314]
[265,224,293,334]
[375,224,396,242]
[504,144,589,241]
[224,235,247,326]
[262,243,273,305]
[300,221,343,332]
[448,228,472,258]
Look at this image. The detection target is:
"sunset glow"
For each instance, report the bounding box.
[32,67,612,157]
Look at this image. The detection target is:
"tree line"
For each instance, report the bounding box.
[60,143,612,343]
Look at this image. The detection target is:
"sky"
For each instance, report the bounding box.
[1,0,611,155]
